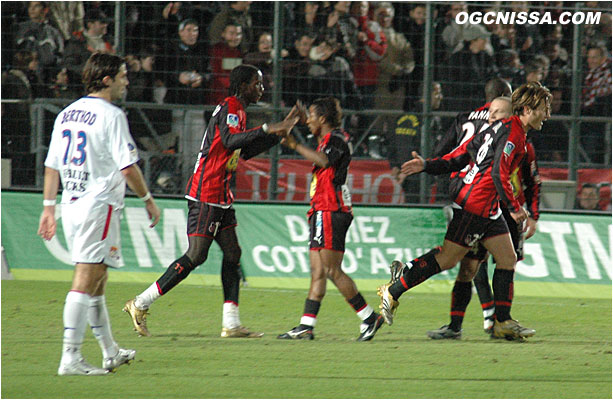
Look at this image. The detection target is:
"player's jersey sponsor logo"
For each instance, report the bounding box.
[227,113,239,128]
[226,149,241,171]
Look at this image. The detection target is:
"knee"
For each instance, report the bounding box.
[223,247,241,266]
[186,249,207,267]
[457,260,478,282]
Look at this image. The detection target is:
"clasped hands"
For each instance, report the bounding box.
[264,101,308,150]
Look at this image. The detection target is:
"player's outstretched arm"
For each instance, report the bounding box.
[38,167,60,241]
[266,117,300,137]
[401,151,425,176]
[121,164,161,228]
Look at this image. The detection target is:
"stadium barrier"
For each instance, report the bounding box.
[2,191,611,298]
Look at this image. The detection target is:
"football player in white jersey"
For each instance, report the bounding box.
[38,53,161,376]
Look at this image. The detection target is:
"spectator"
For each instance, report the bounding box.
[48,66,82,100]
[531,87,569,162]
[63,8,114,75]
[511,2,542,62]
[320,1,359,62]
[159,18,207,105]
[582,44,612,114]
[1,50,45,185]
[446,24,498,111]
[47,2,84,41]
[534,54,551,82]
[581,43,612,164]
[441,2,467,58]
[575,183,602,211]
[208,1,254,54]
[209,21,244,105]
[158,2,195,41]
[307,39,361,113]
[282,33,316,106]
[157,18,209,186]
[349,1,387,157]
[15,1,64,83]
[374,2,414,111]
[543,39,570,90]
[387,82,443,203]
[284,2,325,49]
[497,49,524,88]
[401,3,426,109]
[524,59,544,83]
[244,31,287,105]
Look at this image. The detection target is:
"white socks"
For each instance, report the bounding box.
[88,295,119,359]
[61,291,90,364]
[222,302,241,329]
[134,282,161,309]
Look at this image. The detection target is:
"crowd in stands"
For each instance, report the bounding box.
[1,1,612,204]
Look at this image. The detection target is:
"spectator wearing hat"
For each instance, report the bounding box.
[63,8,114,74]
[445,24,498,111]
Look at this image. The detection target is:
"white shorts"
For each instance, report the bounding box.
[61,199,124,268]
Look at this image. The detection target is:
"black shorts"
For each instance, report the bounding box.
[465,206,525,262]
[309,210,352,252]
[187,201,237,238]
[446,208,509,254]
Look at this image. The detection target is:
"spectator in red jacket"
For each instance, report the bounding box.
[209,21,243,105]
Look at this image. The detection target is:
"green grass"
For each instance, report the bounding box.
[2,280,611,399]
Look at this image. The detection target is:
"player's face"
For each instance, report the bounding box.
[243,72,264,104]
[108,64,129,101]
[526,101,550,131]
[488,99,512,124]
[306,105,324,137]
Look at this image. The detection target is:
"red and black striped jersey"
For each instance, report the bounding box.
[185,96,279,204]
[434,102,491,157]
[308,129,352,215]
[508,140,541,220]
[424,115,527,219]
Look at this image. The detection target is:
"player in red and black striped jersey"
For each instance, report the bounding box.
[426,98,543,340]
[377,82,551,341]
[124,65,299,338]
[277,97,384,341]
[433,77,512,201]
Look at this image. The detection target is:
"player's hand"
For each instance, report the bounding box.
[400,151,425,176]
[525,217,537,239]
[145,200,161,228]
[510,207,528,225]
[37,209,57,241]
[267,117,299,137]
[285,101,307,124]
[280,134,298,150]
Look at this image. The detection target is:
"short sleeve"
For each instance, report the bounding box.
[44,121,63,170]
[108,111,139,170]
[323,135,347,167]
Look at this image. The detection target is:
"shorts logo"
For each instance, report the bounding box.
[208,221,221,236]
[503,141,515,157]
[109,246,120,262]
[464,233,484,247]
[227,113,239,128]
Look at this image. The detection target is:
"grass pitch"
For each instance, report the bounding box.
[2,280,611,399]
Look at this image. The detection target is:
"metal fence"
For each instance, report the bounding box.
[1,1,611,210]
